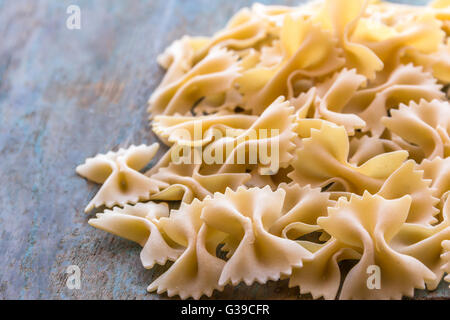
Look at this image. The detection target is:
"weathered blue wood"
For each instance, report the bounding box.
[0,0,446,300]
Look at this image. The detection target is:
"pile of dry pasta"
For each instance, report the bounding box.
[76,0,450,299]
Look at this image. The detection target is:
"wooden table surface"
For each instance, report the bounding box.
[1,0,448,300]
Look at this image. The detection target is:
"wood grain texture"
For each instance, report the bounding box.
[0,0,447,300]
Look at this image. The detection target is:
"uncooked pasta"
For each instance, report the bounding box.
[77,0,450,299]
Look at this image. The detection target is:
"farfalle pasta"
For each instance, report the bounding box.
[377,160,440,225]
[76,0,450,300]
[314,68,367,135]
[146,198,227,299]
[149,47,241,116]
[288,121,409,194]
[201,187,312,287]
[88,202,183,268]
[241,17,344,114]
[418,156,450,201]
[76,144,166,212]
[319,192,436,300]
[383,99,450,160]
[148,162,251,203]
[391,193,450,290]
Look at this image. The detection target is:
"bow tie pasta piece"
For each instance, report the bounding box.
[156,36,207,89]
[356,64,444,138]
[430,0,450,19]
[76,144,164,212]
[442,240,450,287]
[391,195,450,290]
[418,157,450,201]
[148,47,240,116]
[148,161,251,204]
[201,186,313,287]
[152,113,258,147]
[370,0,449,33]
[203,96,297,175]
[241,17,344,114]
[382,99,450,161]
[317,0,383,79]
[349,135,402,166]
[289,239,361,300]
[258,41,284,69]
[288,122,408,194]
[345,64,444,114]
[378,160,440,225]
[318,192,436,300]
[244,166,293,191]
[292,118,337,140]
[88,202,183,268]
[269,183,334,239]
[192,87,245,115]
[405,39,450,83]
[148,199,227,299]
[193,8,269,63]
[355,10,444,73]
[250,3,298,27]
[290,87,316,119]
[314,68,367,135]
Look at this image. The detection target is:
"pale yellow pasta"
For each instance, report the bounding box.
[289,239,361,300]
[152,96,297,177]
[77,0,450,300]
[404,40,450,83]
[347,63,443,111]
[290,85,316,117]
[147,186,321,298]
[204,96,296,174]
[88,202,182,268]
[356,11,444,76]
[418,157,450,201]
[152,113,258,147]
[353,64,444,137]
[156,36,198,88]
[316,0,383,79]
[319,192,436,300]
[76,144,165,212]
[391,194,450,290]
[240,17,344,114]
[269,183,334,239]
[288,121,408,194]
[348,135,402,165]
[201,187,312,286]
[192,87,244,115]
[314,68,367,134]
[244,166,293,190]
[377,160,440,225]
[382,99,450,161]
[148,47,240,116]
[193,8,269,63]
[149,161,251,203]
[148,199,227,299]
